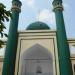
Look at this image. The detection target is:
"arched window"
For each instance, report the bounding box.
[20,44,53,75]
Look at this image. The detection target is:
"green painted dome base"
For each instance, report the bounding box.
[26,21,50,30]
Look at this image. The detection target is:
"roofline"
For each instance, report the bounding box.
[18,30,57,33]
[68,39,75,43]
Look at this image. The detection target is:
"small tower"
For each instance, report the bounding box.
[2,0,22,75]
[52,0,73,75]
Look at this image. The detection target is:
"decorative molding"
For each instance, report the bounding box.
[11,0,22,12]
[52,1,63,11]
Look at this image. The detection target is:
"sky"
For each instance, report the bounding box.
[0,0,75,56]
[0,0,75,37]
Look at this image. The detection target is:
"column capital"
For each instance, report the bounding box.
[11,0,22,13]
[52,0,63,12]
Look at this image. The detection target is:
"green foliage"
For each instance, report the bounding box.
[0,40,4,48]
[0,3,11,48]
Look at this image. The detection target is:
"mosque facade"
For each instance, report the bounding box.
[0,0,75,75]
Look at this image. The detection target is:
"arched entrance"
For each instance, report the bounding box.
[20,44,53,75]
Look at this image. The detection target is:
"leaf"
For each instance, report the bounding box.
[1,16,4,22]
[0,3,11,48]
[0,22,5,30]
[3,14,9,22]
[4,33,8,37]
[0,40,4,48]
[0,32,3,38]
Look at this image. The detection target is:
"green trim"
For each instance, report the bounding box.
[2,0,21,75]
[53,0,73,75]
[2,12,19,75]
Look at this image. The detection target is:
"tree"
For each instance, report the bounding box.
[0,3,11,48]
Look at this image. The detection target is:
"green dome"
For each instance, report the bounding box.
[26,21,50,30]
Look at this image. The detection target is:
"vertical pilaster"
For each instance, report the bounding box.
[2,0,22,75]
[52,0,73,75]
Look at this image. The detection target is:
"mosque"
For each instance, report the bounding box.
[0,0,75,75]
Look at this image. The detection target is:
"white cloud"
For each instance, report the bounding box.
[26,0,35,7]
[36,9,55,25]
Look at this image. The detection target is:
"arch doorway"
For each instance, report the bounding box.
[20,44,53,75]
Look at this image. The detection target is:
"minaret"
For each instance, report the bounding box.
[2,0,22,75]
[52,0,73,75]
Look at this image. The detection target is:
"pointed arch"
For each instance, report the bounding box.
[20,44,53,75]
[21,44,52,60]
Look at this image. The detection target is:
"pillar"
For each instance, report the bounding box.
[2,0,22,75]
[52,0,73,75]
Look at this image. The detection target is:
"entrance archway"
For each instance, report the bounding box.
[20,44,53,75]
